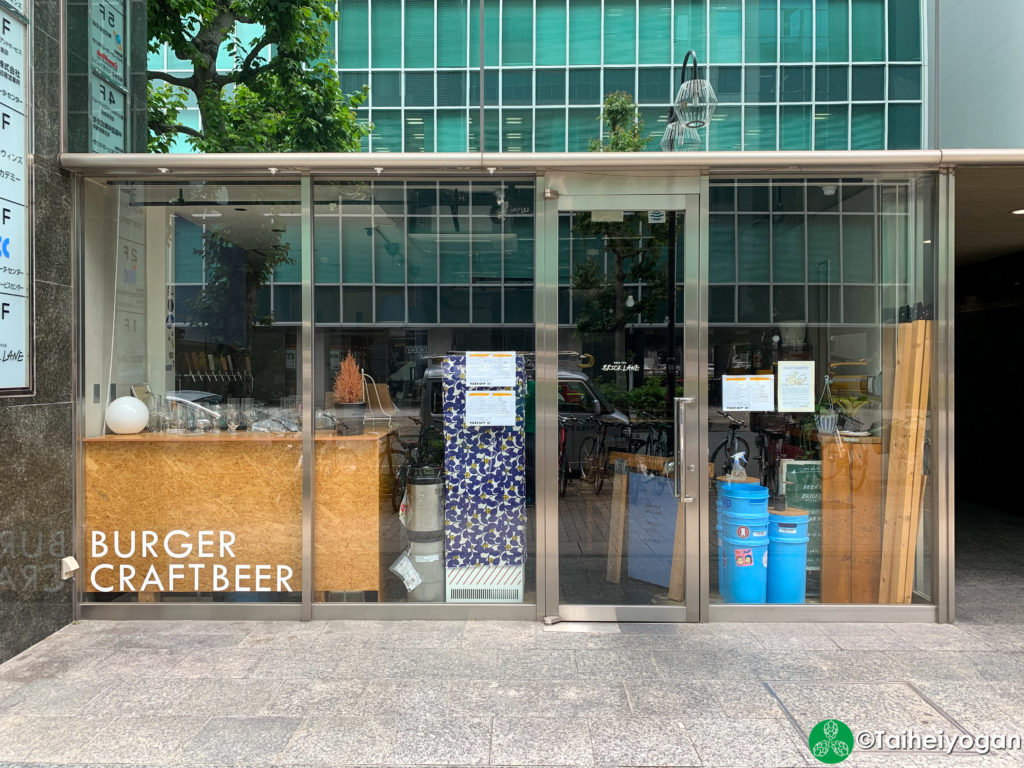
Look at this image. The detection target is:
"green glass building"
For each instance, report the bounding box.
[147,0,925,152]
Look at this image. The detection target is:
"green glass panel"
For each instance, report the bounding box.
[341,71,370,96]
[472,287,502,324]
[569,69,600,104]
[374,219,406,283]
[737,215,770,282]
[738,186,769,212]
[537,69,566,104]
[842,184,874,212]
[502,0,533,65]
[370,111,402,152]
[273,285,301,322]
[407,217,437,283]
[371,0,402,68]
[710,66,742,101]
[342,286,372,323]
[808,284,841,323]
[148,45,164,71]
[502,110,533,152]
[814,105,848,150]
[503,71,533,105]
[439,230,470,282]
[569,0,601,66]
[842,215,874,283]
[745,0,778,63]
[469,70,499,106]
[709,215,736,283]
[739,285,771,323]
[315,286,340,324]
[807,215,840,282]
[437,0,468,67]
[535,108,566,151]
[604,0,636,65]
[409,286,438,323]
[773,285,805,322]
[568,108,599,150]
[745,66,777,102]
[372,72,401,107]
[674,0,707,63]
[879,212,908,284]
[406,72,434,106]
[773,185,804,212]
[816,65,847,101]
[851,0,884,62]
[471,217,501,280]
[780,0,812,61]
[440,287,470,322]
[605,68,636,96]
[708,107,742,150]
[888,0,920,61]
[851,65,884,101]
[536,0,567,65]
[772,214,805,282]
[342,217,373,283]
[340,0,369,68]
[639,108,668,150]
[405,0,435,68]
[376,287,405,322]
[844,285,875,323]
[504,217,534,280]
[174,217,204,283]
[888,103,920,149]
[851,104,883,149]
[469,0,500,66]
[639,0,671,64]
[744,106,776,150]
[559,238,571,284]
[889,66,921,100]
[315,221,341,284]
[709,286,735,323]
[638,68,670,103]
[710,185,735,211]
[710,0,742,63]
[437,72,466,106]
[505,287,533,323]
[781,66,810,102]
[467,109,500,151]
[437,111,467,151]
[815,0,847,62]
[273,227,302,283]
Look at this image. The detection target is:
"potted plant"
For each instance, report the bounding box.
[333,351,365,434]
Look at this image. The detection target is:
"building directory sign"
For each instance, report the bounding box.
[0,3,30,393]
[88,0,128,153]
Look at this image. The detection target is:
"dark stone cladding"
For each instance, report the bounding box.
[0,0,75,664]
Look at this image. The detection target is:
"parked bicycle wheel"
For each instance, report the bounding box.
[391,452,409,514]
[559,449,569,497]
[579,437,605,495]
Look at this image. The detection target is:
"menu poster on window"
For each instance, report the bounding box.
[465,351,516,388]
[722,375,775,412]
[465,389,516,427]
[0,5,30,393]
[777,360,815,412]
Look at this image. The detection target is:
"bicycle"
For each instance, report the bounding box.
[558,414,589,497]
[708,410,751,479]
[578,417,613,495]
[390,419,445,513]
[628,415,674,457]
[755,426,786,498]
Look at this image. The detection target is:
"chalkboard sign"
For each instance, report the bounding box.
[780,460,822,570]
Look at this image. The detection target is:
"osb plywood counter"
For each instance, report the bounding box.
[83,431,390,597]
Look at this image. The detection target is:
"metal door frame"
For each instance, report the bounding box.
[535,175,705,623]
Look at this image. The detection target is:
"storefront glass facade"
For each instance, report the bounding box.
[75,162,950,621]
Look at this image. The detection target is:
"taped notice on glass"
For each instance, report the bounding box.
[777,360,815,412]
[722,374,775,412]
[465,351,516,388]
[465,389,516,427]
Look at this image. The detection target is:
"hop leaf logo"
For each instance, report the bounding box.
[808,719,854,764]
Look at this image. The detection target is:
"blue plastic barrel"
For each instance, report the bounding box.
[715,477,762,596]
[766,509,809,603]
[717,480,769,603]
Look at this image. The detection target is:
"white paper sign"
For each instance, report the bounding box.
[465,389,516,427]
[777,361,815,412]
[90,0,126,86]
[722,375,775,412]
[465,351,516,388]
[89,76,127,153]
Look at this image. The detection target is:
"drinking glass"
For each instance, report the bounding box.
[225,405,241,431]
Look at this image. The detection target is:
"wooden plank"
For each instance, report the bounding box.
[900,319,933,603]
[850,440,884,603]
[820,436,852,603]
[879,322,914,603]
[606,469,629,584]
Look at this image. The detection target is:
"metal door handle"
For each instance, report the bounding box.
[673,397,690,499]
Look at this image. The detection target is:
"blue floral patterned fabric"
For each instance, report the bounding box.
[442,355,527,568]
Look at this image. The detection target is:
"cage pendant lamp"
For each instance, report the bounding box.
[673,50,717,129]
[659,109,704,152]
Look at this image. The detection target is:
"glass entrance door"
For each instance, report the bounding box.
[549,195,701,622]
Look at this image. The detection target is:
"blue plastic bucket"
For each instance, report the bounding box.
[720,532,768,603]
[716,479,767,598]
[766,509,810,603]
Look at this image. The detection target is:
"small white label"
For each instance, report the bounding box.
[414,554,440,563]
[648,210,666,224]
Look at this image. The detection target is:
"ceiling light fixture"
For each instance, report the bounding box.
[1011,209,1024,215]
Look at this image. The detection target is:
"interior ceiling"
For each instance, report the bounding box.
[956,167,1024,265]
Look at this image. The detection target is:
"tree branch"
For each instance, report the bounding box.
[151,122,203,138]
[147,70,195,89]
[240,34,271,72]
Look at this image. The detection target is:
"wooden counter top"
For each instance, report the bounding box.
[83,430,390,443]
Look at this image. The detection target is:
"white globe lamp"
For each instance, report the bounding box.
[105,396,150,434]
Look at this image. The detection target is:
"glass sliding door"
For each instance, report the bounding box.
[551,195,701,621]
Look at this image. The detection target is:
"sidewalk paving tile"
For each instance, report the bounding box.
[275,714,393,765]
[75,715,209,764]
[685,715,808,767]
[447,680,630,718]
[588,716,701,767]
[491,717,594,766]
[180,715,302,764]
[382,715,493,765]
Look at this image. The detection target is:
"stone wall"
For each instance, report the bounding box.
[0,0,75,664]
